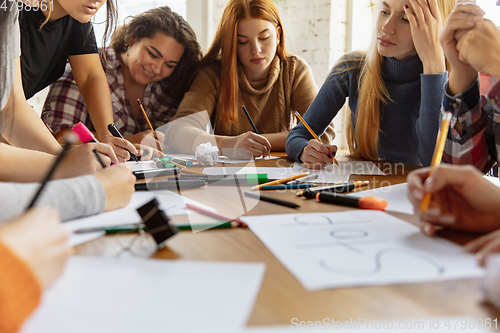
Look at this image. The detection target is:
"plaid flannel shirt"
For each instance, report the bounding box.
[442,78,500,173]
[41,47,178,137]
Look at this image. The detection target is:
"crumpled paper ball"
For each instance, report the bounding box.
[481,254,500,308]
[195,142,219,166]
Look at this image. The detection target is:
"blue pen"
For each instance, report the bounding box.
[260,184,314,190]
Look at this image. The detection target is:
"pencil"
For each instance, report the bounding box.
[419,111,453,214]
[185,203,246,227]
[92,148,107,169]
[250,172,310,191]
[242,105,259,134]
[27,139,73,210]
[294,111,339,166]
[137,99,163,153]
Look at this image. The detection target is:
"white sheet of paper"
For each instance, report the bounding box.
[65,191,216,245]
[242,317,491,332]
[21,257,266,333]
[351,183,414,215]
[127,160,156,172]
[243,211,484,291]
[170,153,279,164]
[485,176,500,187]
[203,161,384,183]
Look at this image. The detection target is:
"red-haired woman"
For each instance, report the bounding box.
[165,0,334,159]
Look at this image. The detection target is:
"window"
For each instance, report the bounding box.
[92,0,187,47]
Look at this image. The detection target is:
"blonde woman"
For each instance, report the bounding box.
[286,0,455,168]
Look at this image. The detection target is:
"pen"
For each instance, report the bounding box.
[294,111,339,166]
[176,174,273,185]
[316,192,387,211]
[244,191,300,208]
[251,172,310,191]
[242,105,259,134]
[74,221,243,234]
[420,112,453,215]
[261,184,314,190]
[92,148,107,169]
[135,179,206,191]
[298,180,370,199]
[185,203,246,227]
[107,124,139,162]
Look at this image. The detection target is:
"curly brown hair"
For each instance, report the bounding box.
[111,6,202,104]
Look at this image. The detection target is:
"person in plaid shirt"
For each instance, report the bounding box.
[407,1,500,266]
[42,6,202,159]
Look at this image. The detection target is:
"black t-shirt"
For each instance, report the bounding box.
[19,5,98,99]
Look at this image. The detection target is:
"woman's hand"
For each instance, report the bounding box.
[219,132,271,159]
[405,0,445,74]
[124,130,165,152]
[55,142,117,178]
[93,164,136,212]
[407,164,500,236]
[100,136,138,163]
[438,0,485,94]
[0,208,71,289]
[300,139,338,169]
[456,19,500,80]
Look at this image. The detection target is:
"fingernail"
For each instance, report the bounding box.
[476,253,485,266]
[412,189,423,201]
[404,4,409,9]
[464,242,475,252]
[423,224,432,235]
[438,215,456,224]
[425,207,440,217]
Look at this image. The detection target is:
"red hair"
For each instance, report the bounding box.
[199,0,286,123]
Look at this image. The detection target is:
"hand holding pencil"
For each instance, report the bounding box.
[295,111,339,169]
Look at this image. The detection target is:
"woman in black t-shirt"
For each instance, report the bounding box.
[19,0,137,162]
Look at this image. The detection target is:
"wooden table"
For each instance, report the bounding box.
[77,154,500,327]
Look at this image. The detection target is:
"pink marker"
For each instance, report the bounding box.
[72,122,98,143]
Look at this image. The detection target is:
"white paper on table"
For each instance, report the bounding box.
[292,161,385,183]
[351,183,414,215]
[170,153,279,164]
[21,256,266,333]
[242,210,484,291]
[127,160,156,172]
[203,161,384,183]
[65,191,217,245]
[485,176,500,187]
[242,317,491,332]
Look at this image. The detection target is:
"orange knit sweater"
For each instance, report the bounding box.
[0,242,42,333]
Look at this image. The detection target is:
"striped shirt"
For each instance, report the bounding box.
[442,78,499,172]
[41,47,178,137]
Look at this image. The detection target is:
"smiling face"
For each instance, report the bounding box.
[53,0,105,23]
[124,33,185,86]
[376,0,417,60]
[236,18,281,81]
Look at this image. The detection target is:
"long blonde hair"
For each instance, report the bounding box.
[198,0,286,123]
[346,0,456,160]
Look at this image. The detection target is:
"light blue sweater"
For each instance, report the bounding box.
[286,52,447,166]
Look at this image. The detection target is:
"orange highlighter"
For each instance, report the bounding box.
[316,192,387,211]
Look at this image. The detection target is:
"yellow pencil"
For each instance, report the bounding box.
[419,112,453,214]
[251,172,310,191]
[294,111,339,166]
[137,99,164,155]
